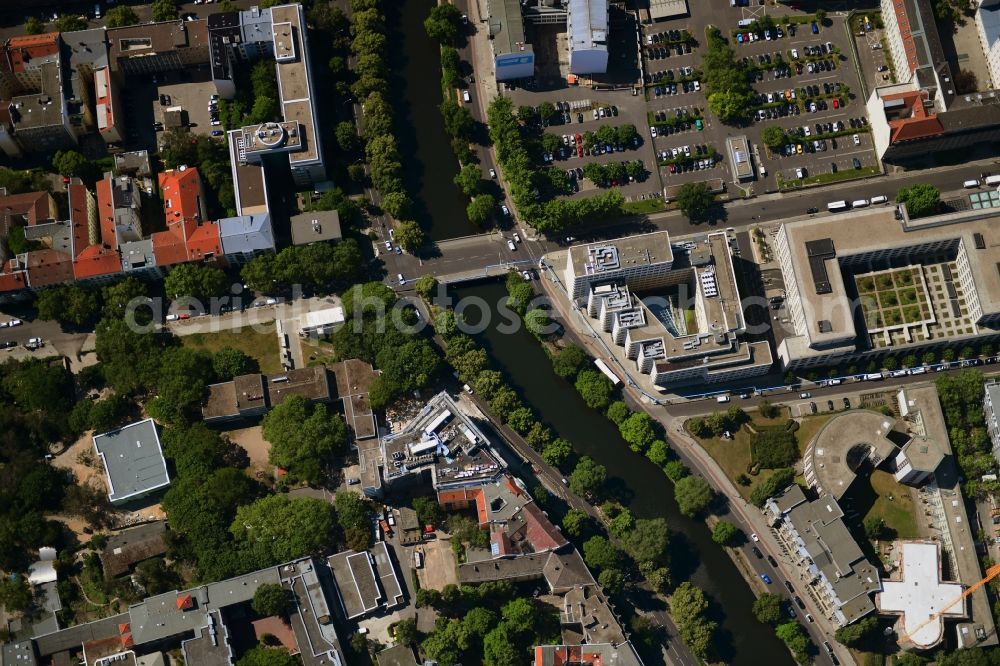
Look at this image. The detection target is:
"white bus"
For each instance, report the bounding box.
[986,175,1000,187]
[593,358,621,385]
[827,200,849,212]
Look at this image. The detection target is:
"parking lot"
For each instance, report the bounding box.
[119,64,222,151]
[725,15,879,190]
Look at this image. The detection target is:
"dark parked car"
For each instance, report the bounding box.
[767,555,778,567]
[843,397,851,409]
[752,546,763,559]
[794,595,805,609]
[784,580,795,593]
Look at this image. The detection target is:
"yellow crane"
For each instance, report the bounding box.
[898,562,1000,644]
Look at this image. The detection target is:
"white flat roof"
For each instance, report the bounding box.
[879,541,965,648]
[302,306,344,330]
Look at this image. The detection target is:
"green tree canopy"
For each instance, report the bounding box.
[212,347,259,381]
[262,396,347,485]
[711,520,740,546]
[424,3,463,45]
[674,475,715,517]
[106,5,140,28]
[467,193,496,226]
[619,412,657,453]
[396,221,425,253]
[762,125,787,150]
[414,275,438,299]
[570,456,607,498]
[575,369,614,410]
[675,182,714,222]
[230,495,334,563]
[552,344,589,379]
[834,615,878,647]
[151,0,180,22]
[164,263,229,302]
[35,285,99,327]
[237,646,297,666]
[582,535,618,571]
[896,183,940,218]
[752,592,784,625]
[252,583,292,617]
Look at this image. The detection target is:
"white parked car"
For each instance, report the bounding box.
[489,168,497,179]
[501,204,511,216]
[166,314,179,321]
[853,134,861,146]
[507,240,516,251]
[397,273,405,285]
[6,319,21,327]
[512,232,521,243]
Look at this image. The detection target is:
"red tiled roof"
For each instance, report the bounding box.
[521,502,567,552]
[0,269,27,292]
[73,244,121,280]
[890,116,944,142]
[67,180,93,259]
[186,222,222,260]
[95,175,117,247]
[890,0,919,74]
[176,593,194,610]
[437,488,488,525]
[25,248,73,287]
[3,33,59,75]
[159,167,203,224]
[151,229,189,267]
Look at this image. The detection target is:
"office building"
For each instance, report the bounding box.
[880,0,953,92]
[726,135,754,181]
[563,232,771,389]
[984,382,1000,462]
[534,643,643,666]
[978,0,1000,88]
[774,205,1000,369]
[564,232,675,300]
[92,419,170,506]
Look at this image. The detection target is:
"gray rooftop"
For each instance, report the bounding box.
[807,410,899,500]
[218,213,274,255]
[376,644,419,666]
[327,542,402,620]
[290,210,342,246]
[487,0,530,56]
[93,419,170,504]
[897,386,949,473]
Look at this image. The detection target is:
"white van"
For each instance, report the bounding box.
[462,90,471,103]
[759,165,767,177]
[870,195,888,205]
[986,175,1000,186]
[964,179,981,188]
[716,395,731,403]
[851,199,870,208]
[737,18,753,27]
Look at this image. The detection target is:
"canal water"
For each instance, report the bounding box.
[387,0,475,241]
[451,281,794,666]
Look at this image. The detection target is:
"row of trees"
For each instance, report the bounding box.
[753,592,814,664]
[575,124,639,151]
[702,28,754,122]
[582,160,647,188]
[239,239,364,295]
[486,96,624,232]
[351,0,425,250]
[936,370,997,498]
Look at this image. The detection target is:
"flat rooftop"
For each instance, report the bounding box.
[879,541,965,649]
[568,231,673,278]
[327,542,402,620]
[228,130,269,216]
[778,206,1000,351]
[487,0,530,55]
[93,419,170,504]
[290,210,342,246]
[270,5,319,167]
[897,385,949,473]
[808,410,899,499]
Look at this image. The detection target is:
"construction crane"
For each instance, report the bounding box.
[898,562,1000,644]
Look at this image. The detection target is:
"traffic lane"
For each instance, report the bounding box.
[740,537,836,666]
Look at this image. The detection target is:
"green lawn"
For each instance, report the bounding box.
[690,407,833,502]
[181,329,282,374]
[863,470,919,539]
[778,166,880,190]
[623,198,667,214]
